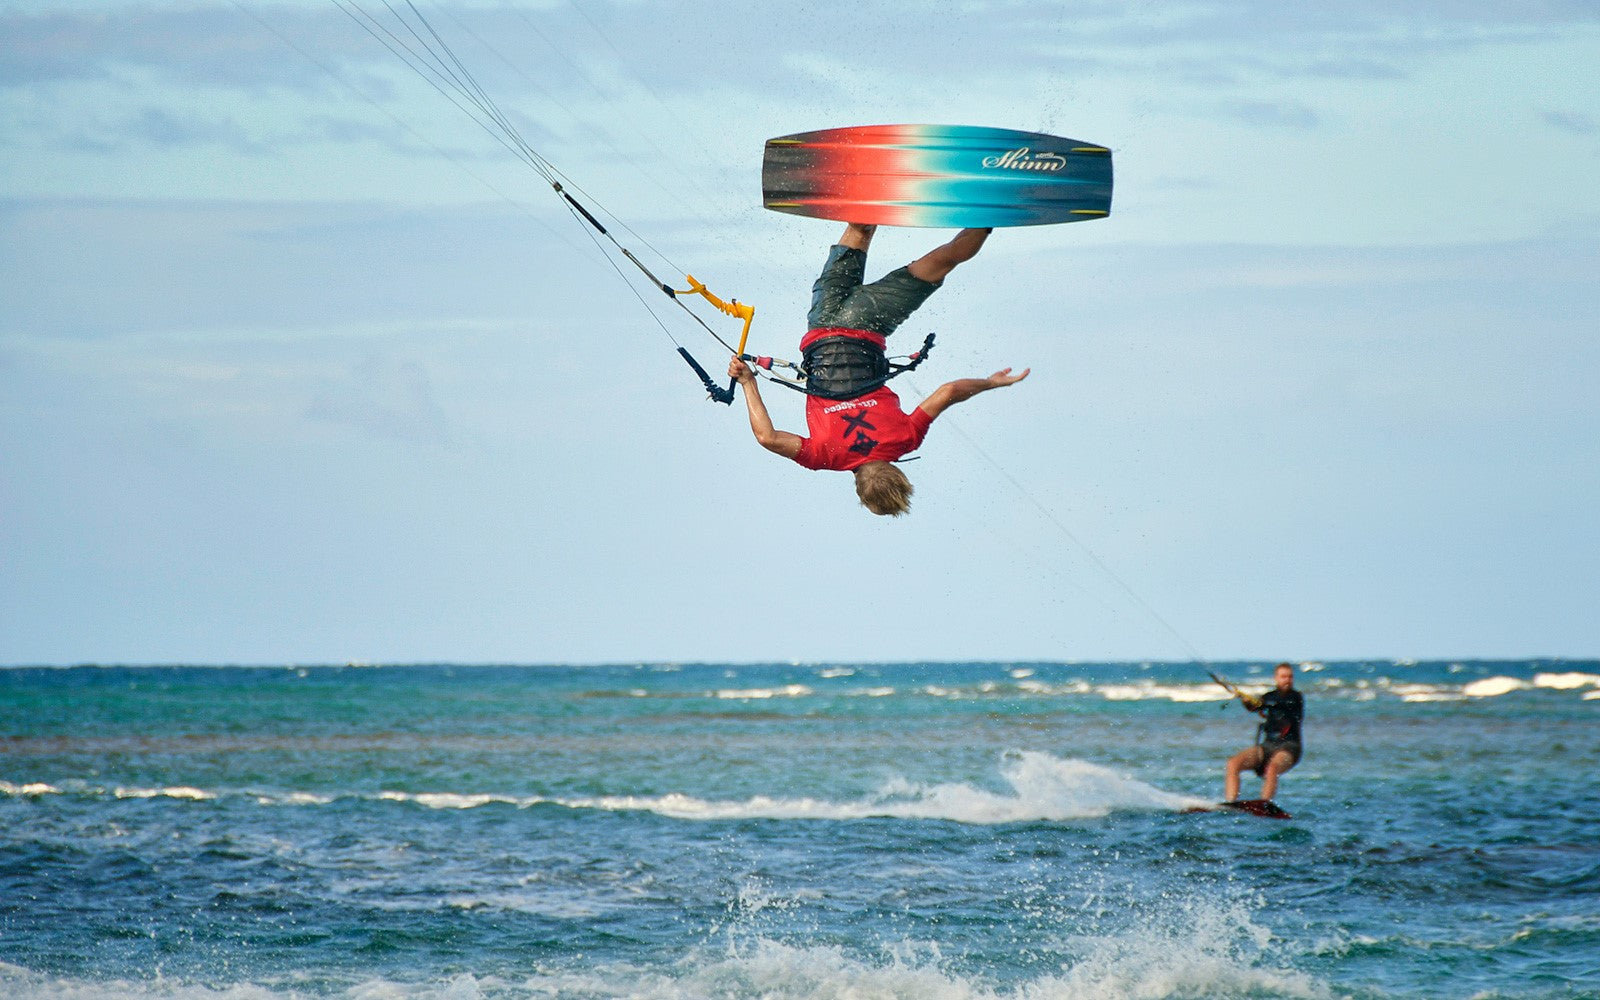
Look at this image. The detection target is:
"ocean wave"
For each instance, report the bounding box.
[529,752,1206,824]
[1535,672,1600,690]
[0,896,1330,998]
[0,753,1209,825]
[1095,682,1229,703]
[113,785,215,801]
[0,780,60,796]
[1461,676,1528,698]
[1,781,227,802]
[715,684,814,699]
[540,673,1600,705]
[851,686,896,697]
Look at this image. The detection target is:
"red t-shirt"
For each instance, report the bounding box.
[791,328,933,472]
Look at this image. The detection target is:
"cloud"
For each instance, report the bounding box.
[1542,110,1598,136]
[1215,97,1321,130]
[6,2,1592,99]
[0,8,329,91]
[305,355,454,445]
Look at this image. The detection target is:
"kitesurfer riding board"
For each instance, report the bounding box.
[727,222,1028,516]
[1213,662,1304,811]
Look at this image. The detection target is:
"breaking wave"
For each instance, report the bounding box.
[2,752,1207,824]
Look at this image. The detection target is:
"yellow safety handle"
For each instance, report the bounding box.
[677,274,755,355]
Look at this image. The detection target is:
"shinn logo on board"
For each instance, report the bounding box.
[982,147,1068,171]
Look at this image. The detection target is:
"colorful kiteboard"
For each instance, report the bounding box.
[762,124,1113,228]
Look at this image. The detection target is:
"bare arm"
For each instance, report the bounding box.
[729,357,803,459]
[915,367,1030,421]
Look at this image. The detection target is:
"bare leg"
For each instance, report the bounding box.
[1224,747,1260,802]
[838,222,876,251]
[907,227,992,283]
[1260,750,1296,800]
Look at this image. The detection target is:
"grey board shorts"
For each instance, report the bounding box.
[807,245,941,338]
[1251,741,1302,775]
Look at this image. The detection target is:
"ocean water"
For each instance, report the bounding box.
[2,660,1597,999]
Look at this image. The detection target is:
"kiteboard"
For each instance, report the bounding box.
[1183,799,1293,820]
[762,124,1113,228]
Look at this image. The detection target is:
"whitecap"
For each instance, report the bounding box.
[1097,682,1229,703]
[376,790,528,809]
[715,684,813,700]
[547,752,1207,825]
[1461,676,1527,698]
[0,781,60,797]
[495,896,1328,1000]
[1534,672,1600,690]
[112,785,213,800]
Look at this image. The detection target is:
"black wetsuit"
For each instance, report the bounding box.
[1254,688,1304,770]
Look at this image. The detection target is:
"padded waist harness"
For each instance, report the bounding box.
[801,336,894,400]
[758,331,935,400]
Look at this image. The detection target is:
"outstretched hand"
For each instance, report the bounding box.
[727,356,755,384]
[915,365,1032,420]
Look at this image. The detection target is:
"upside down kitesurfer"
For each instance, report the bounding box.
[727,223,1029,516]
[1223,662,1305,803]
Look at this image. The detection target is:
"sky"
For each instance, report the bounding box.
[2,0,1597,666]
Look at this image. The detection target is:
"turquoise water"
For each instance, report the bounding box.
[3,660,1598,998]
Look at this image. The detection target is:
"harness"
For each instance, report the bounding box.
[744,331,936,399]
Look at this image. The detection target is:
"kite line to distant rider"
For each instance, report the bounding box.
[727,223,1029,516]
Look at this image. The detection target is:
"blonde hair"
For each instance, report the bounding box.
[854,461,913,517]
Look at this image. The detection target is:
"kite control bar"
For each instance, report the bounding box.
[676,276,754,354]
[676,347,736,405]
[552,181,753,405]
[672,275,754,405]
[1208,671,1262,711]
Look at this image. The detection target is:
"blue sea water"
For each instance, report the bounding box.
[2,660,1598,999]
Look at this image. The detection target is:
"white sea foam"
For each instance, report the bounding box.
[112,785,214,800]
[817,667,855,678]
[851,686,897,697]
[1096,682,1230,703]
[1390,683,1465,703]
[377,791,523,810]
[715,684,813,699]
[550,752,1207,824]
[268,791,333,806]
[0,781,60,796]
[1534,671,1600,690]
[1017,679,1092,696]
[6,753,1210,822]
[0,895,1330,998]
[1461,676,1528,698]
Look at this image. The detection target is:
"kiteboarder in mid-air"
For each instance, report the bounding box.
[1222,662,1305,803]
[727,222,1029,516]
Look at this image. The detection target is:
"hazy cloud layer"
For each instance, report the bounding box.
[4,1,1598,662]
